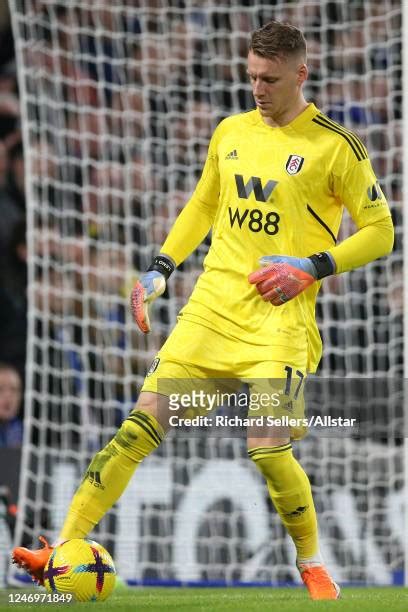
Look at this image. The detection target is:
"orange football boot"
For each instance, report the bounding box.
[298,562,341,600]
[12,536,53,585]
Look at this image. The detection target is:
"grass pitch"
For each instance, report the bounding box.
[0,587,407,611]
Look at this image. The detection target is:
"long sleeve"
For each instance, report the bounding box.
[327,215,394,274]
[329,154,394,273]
[160,129,221,267]
[160,193,217,267]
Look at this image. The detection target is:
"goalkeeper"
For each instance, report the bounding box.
[13,20,393,600]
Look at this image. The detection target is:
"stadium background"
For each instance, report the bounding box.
[0,0,403,588]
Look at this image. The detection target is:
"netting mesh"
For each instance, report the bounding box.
[9,0,403,584]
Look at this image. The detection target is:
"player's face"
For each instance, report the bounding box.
[247,51,307,124]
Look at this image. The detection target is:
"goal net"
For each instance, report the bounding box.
[9,0,403,585]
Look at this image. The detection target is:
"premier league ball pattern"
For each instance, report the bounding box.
[43,539,116,602]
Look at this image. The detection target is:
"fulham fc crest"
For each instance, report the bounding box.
[147,357,160,376]
[286,154,304,175]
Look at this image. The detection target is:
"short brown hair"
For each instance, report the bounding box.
[249,21,307,61]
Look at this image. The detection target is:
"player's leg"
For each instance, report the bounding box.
[245,362,339,600]
[56,391,170,543]
[12,323,203,583]
[12,389,169,583]
[12,318,225,583]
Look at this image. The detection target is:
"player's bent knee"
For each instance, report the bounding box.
[136,391,159,412]
[135,391,172,432]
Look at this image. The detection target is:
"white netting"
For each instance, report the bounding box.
[9,0,403,585]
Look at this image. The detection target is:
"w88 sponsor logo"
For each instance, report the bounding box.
[228,206,280,235]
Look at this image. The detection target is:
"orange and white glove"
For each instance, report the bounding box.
[248,253,335,306]
[130,255,175,333]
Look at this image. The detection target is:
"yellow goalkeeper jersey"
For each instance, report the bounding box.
[162,103,391,372]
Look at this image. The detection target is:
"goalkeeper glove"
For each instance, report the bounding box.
[130,255,175,333]
[248,252,335,306]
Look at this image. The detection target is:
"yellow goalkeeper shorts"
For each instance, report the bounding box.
[140,319,308,439]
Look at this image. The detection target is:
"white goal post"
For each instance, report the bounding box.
[9,0,404,586]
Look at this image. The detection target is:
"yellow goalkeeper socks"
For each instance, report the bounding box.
[249,444,318,559]
[58,410,164,541]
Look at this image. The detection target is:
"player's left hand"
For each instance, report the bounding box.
[248,255,318,305]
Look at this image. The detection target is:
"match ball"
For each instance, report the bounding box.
[43,538,116,602]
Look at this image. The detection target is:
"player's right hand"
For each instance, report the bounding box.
[130,254,175,333]
[130,272,166,333]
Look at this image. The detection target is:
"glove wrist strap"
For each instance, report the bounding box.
[308,252,335,279]
[147,255,175,280]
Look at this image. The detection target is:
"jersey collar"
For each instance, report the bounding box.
[256,102,318,132]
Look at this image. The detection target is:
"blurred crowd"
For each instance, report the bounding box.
[0,2,25,448]
[0,0,403,451]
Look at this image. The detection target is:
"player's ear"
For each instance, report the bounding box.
[297,63,308,85]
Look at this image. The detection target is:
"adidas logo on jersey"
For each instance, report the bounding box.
[225,149,238,160]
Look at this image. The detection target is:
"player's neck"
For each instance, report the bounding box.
[262,97,310,128]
